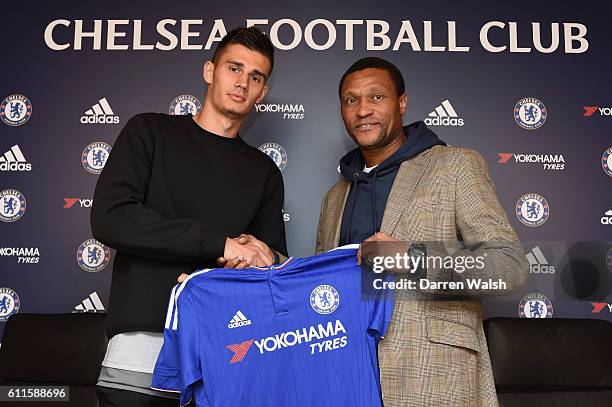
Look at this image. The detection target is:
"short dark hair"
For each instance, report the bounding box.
[339,57,405,97]
[212,26,275,75]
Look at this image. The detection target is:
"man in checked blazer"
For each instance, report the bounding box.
[316,57,529,406]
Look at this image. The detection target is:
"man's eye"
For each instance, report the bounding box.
[346,98,356,104]
[251,75,261,82]
[373,94,383,100]
[229,66,239,72]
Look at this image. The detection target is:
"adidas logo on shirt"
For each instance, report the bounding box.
[0,145,31,171]
[80,98,120,124]
[228,310,252,329]
[73,291,106,312]
[526,246,555,274]
[424,99,464,126]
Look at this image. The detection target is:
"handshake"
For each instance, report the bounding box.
[218,234,277,269]
[178,234,275,282]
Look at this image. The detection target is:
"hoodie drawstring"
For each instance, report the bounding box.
[346,172,359,244]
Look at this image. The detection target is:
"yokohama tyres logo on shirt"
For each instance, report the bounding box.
[227,340,254,363]
[226,319,348,364]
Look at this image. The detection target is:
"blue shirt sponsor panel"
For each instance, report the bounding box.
[151,245,394,406]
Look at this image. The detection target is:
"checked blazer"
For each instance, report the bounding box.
[316,145,529,406]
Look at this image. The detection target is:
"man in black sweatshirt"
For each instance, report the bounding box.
[91,27,287,406]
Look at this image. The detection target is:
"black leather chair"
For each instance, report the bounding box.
[485,317,612,407]
[0,313,108,407]
[2,313,611,406]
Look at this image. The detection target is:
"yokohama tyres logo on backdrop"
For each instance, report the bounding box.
[582,106,612,117]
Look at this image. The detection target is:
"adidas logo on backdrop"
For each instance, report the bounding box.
[526,246,555,274]
[424,100,464,127]
[73,292,106,313]
[80,98,120,124]
[0,145,31,171]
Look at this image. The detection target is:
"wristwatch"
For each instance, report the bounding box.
[407,243,427,277]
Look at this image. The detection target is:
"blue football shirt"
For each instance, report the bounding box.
[151,245,394,406]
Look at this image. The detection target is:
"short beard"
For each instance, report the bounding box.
[221,105,248,120]
[351,128,400,151]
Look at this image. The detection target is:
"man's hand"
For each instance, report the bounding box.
[216,256,252,269]
[358,232,409,267]
[222,236,274,268]
[236,234,275,264]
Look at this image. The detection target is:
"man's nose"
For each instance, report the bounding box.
[357,101,373,117]
[235,72,248,89]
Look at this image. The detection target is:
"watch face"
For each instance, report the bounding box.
[411,244,426,257]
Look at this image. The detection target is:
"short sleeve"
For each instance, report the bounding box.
[176,294,203,404]
[366,277,395,339]
[151,285,181,392]
[151,285,202,405]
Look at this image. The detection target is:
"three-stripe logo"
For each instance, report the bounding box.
[526,246,555,274]
[424,100,464,126]
[0,145,31,171]
[73,291,106,312]
[80,98,120,124]
[228,310,252,329]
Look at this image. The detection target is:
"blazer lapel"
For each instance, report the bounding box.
[380,149,432,235]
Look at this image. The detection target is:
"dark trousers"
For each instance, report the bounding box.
[96,385,195,407]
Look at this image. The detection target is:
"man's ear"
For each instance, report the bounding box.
[255,84,269,104]
[203,61,215,85]
[399,93,408,115]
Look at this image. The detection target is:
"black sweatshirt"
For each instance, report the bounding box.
[91,113,287,338]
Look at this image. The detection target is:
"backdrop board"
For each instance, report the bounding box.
[1,0,611,341]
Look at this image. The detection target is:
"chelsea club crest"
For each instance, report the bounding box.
[1,94,32,126]
[516,193,549,227]
[77,239,110,272]
[169,95,202,116]
[0,189,26,222]
[602,147,612,178]
[310,284,339,314]
[0,288,20,322]
[518,292,553,318]
[82,142,112,174]
[514,97,547,130]
[258,142,288,171]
